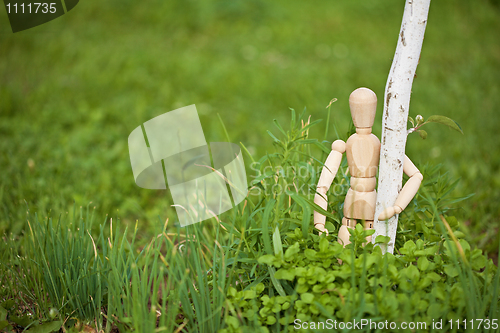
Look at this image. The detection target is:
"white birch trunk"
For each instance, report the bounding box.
[373,0,431,254]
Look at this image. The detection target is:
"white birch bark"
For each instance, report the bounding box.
[373,0,431,254]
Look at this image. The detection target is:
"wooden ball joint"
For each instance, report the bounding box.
[313,87,423,246]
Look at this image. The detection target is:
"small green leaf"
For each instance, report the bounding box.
[262,199,276,255]
[406,265,420,282]
[301,293,315,304]
[364,228,375,236]
[319,237,329,253]
[10,315,34,328]
[471,250,487,271]
[426,115,464,134]
[272,226,283,257]
[301,203,311,240]
[273,119,287,136]
[417,257,430,271]
[0,320,11,331]
[26,321,62,333]
[418,129,427,139]
[267,130,282,144]
[228,286,237,298]
[408,116,415,127]
[284,242,300,261]
[304,249,317,261]
[225,316,240,329]
[258,254,276,265]
[325,221,335,233]
[266,316,277,325]
[268,266,287,297]
[0,306,7,321]
[243,290,257,299]
[444,265,459,278]
[401,240,416,255]
[274,268,295,281]
[424,245,438,256]
[0,300,14,311]
[375,235,391,244]
[426,272,441,282]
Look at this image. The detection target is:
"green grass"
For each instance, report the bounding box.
[1,110,498,332]
[0,0,499,253]
[0,204,238,332]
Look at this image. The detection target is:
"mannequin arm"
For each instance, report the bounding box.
[314,140,346,234]
[378,155,423,220]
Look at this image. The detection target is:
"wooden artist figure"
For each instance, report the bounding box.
[313,87,423,246]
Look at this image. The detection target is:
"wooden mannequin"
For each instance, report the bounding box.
[313,87,423,246]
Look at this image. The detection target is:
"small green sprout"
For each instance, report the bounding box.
[408,114,464,139]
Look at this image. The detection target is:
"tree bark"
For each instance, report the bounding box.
[373,0,431,254]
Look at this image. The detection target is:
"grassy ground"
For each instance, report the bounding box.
[1,110,498,332]
[1,0,499,251]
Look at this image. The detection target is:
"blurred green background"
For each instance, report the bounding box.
[1,0,499,253]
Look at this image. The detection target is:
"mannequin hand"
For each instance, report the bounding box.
[378,206,403,221]
[315,224,329,235]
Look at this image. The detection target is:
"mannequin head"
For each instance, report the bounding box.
[349,87,377,129]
